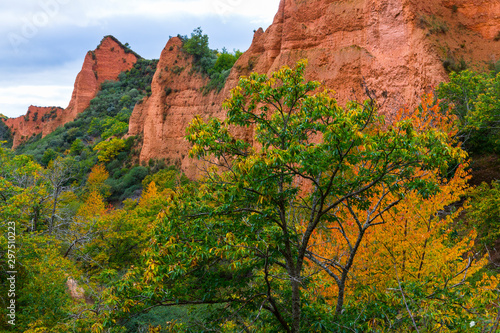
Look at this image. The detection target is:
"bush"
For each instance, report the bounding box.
[41,148,58,166]
[0,119,13,148]
[106,166,149,201]
[419,14,449,34]
[142,168,186,191]
[495,31,500,41]
[443,57,467,73]
[182,27,212,64]
[182,28,241,93]
[94,138,126,163]
[489,60,500,75]
[437,70,500,154]
[468,181,500,248]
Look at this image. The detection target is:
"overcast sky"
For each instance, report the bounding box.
[0,0,281,118]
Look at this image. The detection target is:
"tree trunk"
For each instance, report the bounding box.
[49,187,60,234]
[335,275,347,316]
[291,272,301,332]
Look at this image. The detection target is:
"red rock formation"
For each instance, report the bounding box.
[442,0,500,40]
[128,37,218,177]
[4,36,139,148]
[130,0,500,178]
[60,36,139,127]
[3,106,64,148]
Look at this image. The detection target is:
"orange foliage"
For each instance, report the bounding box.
[75,190,109,222]
[309,95,492,308]
[86,164,111,198]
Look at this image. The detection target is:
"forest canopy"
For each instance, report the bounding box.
[0,60,499,332]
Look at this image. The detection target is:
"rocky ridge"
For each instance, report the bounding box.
[130,0,500,178]
[3,36,139,148]
[3,106,64,148]
[2,0,499,175]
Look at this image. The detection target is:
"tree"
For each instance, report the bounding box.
[468,180,500,249]
[0,147,49,232]
[312,162,497,331]
[44,156,77,234]
[86,164,111,198]
[93,138,126,163]
[182,27,212,63]
[437,70,500,153]
[0,145,85,332]
[64,190,108,260]
[104,61,465,332]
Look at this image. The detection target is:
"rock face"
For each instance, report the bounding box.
[442,0,500,39]
[128,37,220,177]
[3,36,139,148]
[3,106,64,148]
[3,0,499,172]
[130,0,500,178]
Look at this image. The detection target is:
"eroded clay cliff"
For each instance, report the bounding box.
[4,36,139,148]
[130,0,500,178]
[3,106,64,148]
[128,37,226,176]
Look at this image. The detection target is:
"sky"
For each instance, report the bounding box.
[0,0,281,118]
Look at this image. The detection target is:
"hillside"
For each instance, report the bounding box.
[2,36,139,148]
[2,1,498,177]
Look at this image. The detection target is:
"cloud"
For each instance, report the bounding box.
[0,85,73,115]
[0,0,280,118]
[0,60,81,118]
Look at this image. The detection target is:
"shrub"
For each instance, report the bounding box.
[468,181,500,248]
[93,138,126,163]
[443,57,467,73]
[419,14,449,34]
[106,166,148,201]
[41,148,58,166]
[0,120,13,148]
[182,28,241,93]
[142,168,178,190]
[70,139,85,155]
[489,60,500,75]
[182,27,212,63]
[437,70,500,154]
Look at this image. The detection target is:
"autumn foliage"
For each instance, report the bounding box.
[0,62,499,332]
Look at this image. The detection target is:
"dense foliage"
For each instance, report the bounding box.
[437,69,500,154]
[16,58,158,162]
[0,143,187,332]
[0,114,13,148]
[1,57,499,332]
[182,27,242,93]
[84,61,497,332]
[468,180,500,248]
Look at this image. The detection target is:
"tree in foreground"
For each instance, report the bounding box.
[312,159,498,331]
[102,61,468,332]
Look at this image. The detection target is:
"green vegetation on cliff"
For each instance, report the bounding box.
[181,27,242,93]
[437,69,500,155]
[0,114,13,148]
